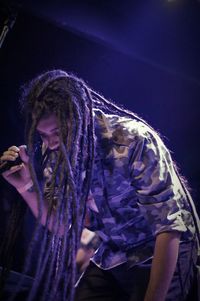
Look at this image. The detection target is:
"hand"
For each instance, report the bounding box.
[1,145,32,190]
[76,247,95,273]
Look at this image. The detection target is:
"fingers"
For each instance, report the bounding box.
[3,163,23,177]
[10,163,24,172]
[19,145,29,163]
[8,146,20,152]
[1,146,20,162]
[0,145,29,164]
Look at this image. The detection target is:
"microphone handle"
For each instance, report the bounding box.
[0,157,23,174]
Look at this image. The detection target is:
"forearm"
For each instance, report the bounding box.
[19,188,64,235]
[144,231,181,301]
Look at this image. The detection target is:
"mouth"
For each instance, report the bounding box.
[49,146,60,152]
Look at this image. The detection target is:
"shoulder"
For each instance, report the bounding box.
[93,108,162,149]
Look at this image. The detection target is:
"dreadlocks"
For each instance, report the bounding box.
[14,70,95,301]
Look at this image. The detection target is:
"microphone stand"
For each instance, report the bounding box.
[0,10,17,49]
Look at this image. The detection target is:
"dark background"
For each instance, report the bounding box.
[0,0,200,273]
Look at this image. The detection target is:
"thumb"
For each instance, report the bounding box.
[19,145,30,163]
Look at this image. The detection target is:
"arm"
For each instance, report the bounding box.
[19,187,64,234]
[128,131,189,300]
[144,231,181,301]
[1,145,64,234]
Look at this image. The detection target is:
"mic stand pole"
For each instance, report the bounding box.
[0,12,17,49]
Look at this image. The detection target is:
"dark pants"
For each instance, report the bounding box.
[74,260,150,301]
[74,240,199,301]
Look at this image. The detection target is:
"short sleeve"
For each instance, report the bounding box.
[129,129,188,236]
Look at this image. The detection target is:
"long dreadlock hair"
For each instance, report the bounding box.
[15,70,95,301]
[7,69,199,301]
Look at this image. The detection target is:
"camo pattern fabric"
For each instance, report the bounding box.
[86,109,199,269]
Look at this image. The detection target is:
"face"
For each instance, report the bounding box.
[36,114,60,150]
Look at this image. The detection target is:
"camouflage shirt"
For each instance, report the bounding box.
[87,109,198,269]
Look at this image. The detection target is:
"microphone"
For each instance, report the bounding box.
[0,157,23,175]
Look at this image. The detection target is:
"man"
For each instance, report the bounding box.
[1,70,199,301]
